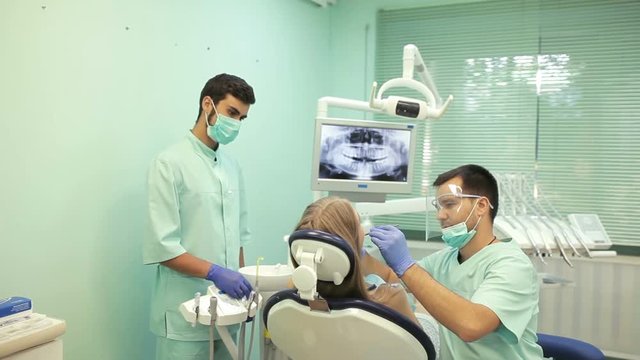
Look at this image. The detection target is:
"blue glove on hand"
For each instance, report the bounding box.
[206,264,253,299]
[368,225,415,277]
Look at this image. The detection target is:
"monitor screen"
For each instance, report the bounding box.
[311,117,417,196]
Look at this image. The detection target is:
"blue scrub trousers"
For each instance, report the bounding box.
[155,337,232,360]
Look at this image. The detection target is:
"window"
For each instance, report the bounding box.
[375,0,640,246]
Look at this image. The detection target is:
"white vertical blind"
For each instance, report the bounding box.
[375,0,640,245]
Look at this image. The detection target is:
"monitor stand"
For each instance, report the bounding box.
[329,191,386,203]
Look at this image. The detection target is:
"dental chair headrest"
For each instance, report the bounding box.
[289,229,355,286]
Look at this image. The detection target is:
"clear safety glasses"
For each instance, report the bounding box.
[431,184,494,213]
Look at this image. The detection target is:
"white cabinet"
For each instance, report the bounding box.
[0,316,65,360]
[2,339,62,360]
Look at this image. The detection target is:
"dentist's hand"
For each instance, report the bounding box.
[369,225,415,277]
[206,264,253,299]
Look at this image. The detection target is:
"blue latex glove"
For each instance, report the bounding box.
[206,264,253,299]
[368,225,416,277]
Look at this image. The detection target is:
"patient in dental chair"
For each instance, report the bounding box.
[291,196,419,325]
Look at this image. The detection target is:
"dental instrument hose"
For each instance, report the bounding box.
[246,257,264,360]
[239,321,246,360]
[246,291,258,360]
[209,296,217,360]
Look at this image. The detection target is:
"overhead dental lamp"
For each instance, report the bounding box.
[317,44,453,119]
[369,44,453,120]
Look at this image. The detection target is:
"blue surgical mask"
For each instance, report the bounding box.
[441,199,482,249]
[205,102,241,145]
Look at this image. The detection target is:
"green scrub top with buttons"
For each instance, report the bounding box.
[143,132,251,341]
[416,240,544,360]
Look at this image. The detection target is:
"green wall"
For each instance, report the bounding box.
[0,0,496,359]
[0,1,329,359]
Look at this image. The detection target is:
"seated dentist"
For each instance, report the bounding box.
[292,196,419,325]
[369,164,544,360]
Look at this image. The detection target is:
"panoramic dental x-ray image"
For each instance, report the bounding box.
[318,124,410,181]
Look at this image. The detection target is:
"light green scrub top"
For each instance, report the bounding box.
[416,240,544,360]
[143,132,251,341]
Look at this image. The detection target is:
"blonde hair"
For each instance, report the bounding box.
[292,196,369,300]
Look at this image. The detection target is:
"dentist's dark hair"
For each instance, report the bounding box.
[433,164,499,221]
[196,73,255,122]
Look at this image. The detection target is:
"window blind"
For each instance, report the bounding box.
[374,0,640,245]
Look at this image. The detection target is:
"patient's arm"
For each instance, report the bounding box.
[361,253,401,283]
[368,283,419,325]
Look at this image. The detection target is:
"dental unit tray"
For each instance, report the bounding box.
[179,285,262,326]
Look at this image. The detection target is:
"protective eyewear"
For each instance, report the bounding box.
[432,184,494,213]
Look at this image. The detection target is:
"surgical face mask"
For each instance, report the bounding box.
[205,102,241,145]
[441,199,482,249]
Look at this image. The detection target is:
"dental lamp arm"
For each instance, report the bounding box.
[317,96,383,118]
[370,44,453,120]
[403,44,442,107]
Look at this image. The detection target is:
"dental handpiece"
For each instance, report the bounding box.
[192,292,201,327]
[365,224,400,236]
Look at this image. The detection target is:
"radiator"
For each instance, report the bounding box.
[535,256,640,359]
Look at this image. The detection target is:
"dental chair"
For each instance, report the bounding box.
[263,229,437,360]
[536,333,605,360]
